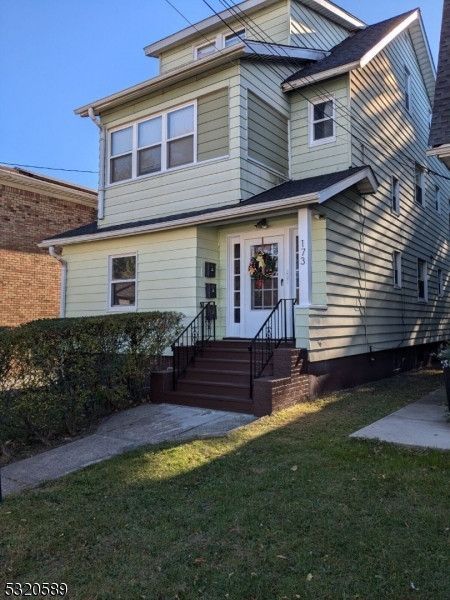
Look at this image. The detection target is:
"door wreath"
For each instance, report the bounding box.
[248,250,277,289]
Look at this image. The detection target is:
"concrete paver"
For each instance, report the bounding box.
[1,404,256,497]
[350,387,450,450]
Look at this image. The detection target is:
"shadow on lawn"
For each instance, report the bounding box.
[1,369,449,600]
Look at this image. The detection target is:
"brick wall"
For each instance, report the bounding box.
[0,183,96,327]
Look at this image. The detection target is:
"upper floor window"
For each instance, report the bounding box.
[309,96,335,147]
[108,254,137,311]
[224,29,246,47]
[438,269,444,297]
[417,259,427,302]
[194,28,246,59]
[109,103,196,184]
[435,185,441,213]
[391,175,400,214]
[414,164,424,206]
[404,68,411,113]
[393,251,402,288]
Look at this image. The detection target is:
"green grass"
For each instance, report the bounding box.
[1,369,450,600]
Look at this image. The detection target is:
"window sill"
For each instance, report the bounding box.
[247,156,290,180]
[108,306,137,313]
[417,298,428,304]
[308,136,336,149]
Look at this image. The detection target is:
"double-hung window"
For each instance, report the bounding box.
[404,68,411,113]
[393,251,402,288]
[224,29,246,47]
[196,41,216,59]
[438,269,444,297]
[435,185,441,213]
[309,96,335,146]
[414,164,424,206]
[417,259,427,302]
[194,28,245,59]
[109,254,137,310]
[391,176,400,214]
[109,103,196,184]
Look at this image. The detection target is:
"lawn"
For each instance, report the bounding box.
[1,369,449,600]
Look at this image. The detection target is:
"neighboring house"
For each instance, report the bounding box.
[428,0,450,168]
[40,0,450,412]
[0,166,96,326]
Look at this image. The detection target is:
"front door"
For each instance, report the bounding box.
[243,235,285,338]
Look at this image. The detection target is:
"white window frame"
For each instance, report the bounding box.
[438,269,444,297]
[414,164,425,207]
[108,253,138,312]
[391,175,400,214]
[393,251,402,289]
[194,28,246,60]
[404,67,412,113]
[308,95,336,147]
[107,101,197,186]
[417,258,428,303]
[435,185,441,214]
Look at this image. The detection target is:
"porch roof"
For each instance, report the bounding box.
[39,165,377,248]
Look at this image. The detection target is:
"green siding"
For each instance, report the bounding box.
[247,90,289,175]
[197,88,229,162]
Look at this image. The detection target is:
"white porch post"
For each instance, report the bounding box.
[298,207,312,307]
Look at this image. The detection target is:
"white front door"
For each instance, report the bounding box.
[242,235,285,338]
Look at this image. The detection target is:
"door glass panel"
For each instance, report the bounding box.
[249,243,278,310]
[233,243,241,323]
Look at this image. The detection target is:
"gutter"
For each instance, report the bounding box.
[88,108,106,220]
[49,247,67,318]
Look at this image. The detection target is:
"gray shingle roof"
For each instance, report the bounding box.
[43,167,368,242]
[429,0,450,148]
[284,10,417,84]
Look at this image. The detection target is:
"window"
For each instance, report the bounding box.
[194,28,245,59]
[391,176,400,214]
[438,269,444,297]
[109,254,137,310]
[224,29,246,47]
[309,96,335,146]
[435,185,441,213]
[196,42,216,59]
[404,68,411,112]
[109,103,196,184]
[393,251,402,288]
[417,259,427,302]
[414,164,424,206]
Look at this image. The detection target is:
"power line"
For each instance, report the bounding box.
[0,161,98,174]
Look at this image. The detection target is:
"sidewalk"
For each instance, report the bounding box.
[350,387,450,449]
[1,403,256,497]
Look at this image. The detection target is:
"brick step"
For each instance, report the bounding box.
[194,357,251,372]
[183,368,250,385]
[200,347,250,360]
[177,379,250,399]
[206,340,251,350]
[162,391,254,414]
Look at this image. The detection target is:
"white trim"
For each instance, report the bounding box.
[297,208,312,307]
[414,163,425,207]
[391,175,400,215]
[226,234,241,337]
[404,66,412,115]
[393,250,402,289]
[360,11,419,68]
[282,61,360,92]
[427,144,450,157]
[39,168,378,248]
[107,252,138,312]
[417,258,428,303]
[246,156,290,181]
[107,100,197,186]
[308,94,336,148]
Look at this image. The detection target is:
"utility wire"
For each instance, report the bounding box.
[209,0,450,182]
[0,161,98,174]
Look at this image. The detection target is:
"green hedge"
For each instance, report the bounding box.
[0,312,183,446]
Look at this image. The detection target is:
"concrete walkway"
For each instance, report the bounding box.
[1,404,256,497]
[350,387,450,450]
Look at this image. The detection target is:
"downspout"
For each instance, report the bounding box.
[88,107,106,220]
[49,246,67,318]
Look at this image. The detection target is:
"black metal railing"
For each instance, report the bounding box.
[171,302,216,390]
[248,299,296,398]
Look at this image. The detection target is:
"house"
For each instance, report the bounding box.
[0,166,96,326]
[39,0,450,414]
[428,0,450,168]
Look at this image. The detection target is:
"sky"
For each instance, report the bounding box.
[0,0,444,189]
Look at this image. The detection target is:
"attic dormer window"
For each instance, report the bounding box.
[404,67,411,113]
[224,29,246,47]
[196,41,216,59]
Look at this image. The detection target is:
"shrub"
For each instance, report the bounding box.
[0,312,183,446]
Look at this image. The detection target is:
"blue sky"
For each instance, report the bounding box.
[0,0,444,189]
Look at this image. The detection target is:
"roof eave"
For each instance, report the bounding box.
[282,61,359,91]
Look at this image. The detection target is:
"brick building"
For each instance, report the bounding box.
[0,166,97,326]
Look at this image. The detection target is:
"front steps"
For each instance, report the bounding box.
[151,340,309,416]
